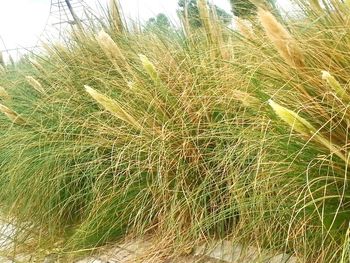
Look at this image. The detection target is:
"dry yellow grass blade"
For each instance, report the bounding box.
[309,0,322,10]
[258,8,304,68]
[85,85,142,130]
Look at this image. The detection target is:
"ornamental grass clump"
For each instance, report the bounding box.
[0,0,350,262]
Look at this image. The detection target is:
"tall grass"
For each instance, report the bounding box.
[0,0,349,262]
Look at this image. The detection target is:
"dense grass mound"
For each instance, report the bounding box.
[0,0,349,262]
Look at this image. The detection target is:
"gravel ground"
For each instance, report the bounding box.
[0,222,296,263]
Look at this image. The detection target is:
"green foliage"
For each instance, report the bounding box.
[178,0,232,28]
[144,13,172,32]
[229,0,257,18]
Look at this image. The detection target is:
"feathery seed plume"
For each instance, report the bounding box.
[198,0,211,33]
[233,90,260,107]
[269,99,348,164]
[96,30,125,62]
[139,54,159,83]
[109,0,124,32]
[268,99,316,137]
[0,104,26,125]
[85,85,142,130]
[96,30,132,76]
[258,8,304,68]
[321,70,348,101]
[235,17,254,39]
[26,76,45,94]
[0,86,10,100]
[29,58,45,73]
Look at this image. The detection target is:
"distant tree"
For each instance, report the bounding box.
[178,0,202,28]
[178,0,232,28]
[144,13,171,32]
[230,0,280,18]
[229,0,257,18]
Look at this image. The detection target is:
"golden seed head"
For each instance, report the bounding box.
[269,99,348,164]
[25,76,45,94]
[139,54,159,82]
[268,99,316,136]
[198,0,210,23]
[232,90,260,107]
[258,8,304,68]
[0,103,26,125]
[85,85,142,130]
[321,70,347,100]
[0,86,10,100]
[109,0,124,32]
[96,30,124,60]
[29,58,45,72]
[235,17,254,39]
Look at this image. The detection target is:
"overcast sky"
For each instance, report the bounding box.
[0,0,295,60]
[0,0,232,52]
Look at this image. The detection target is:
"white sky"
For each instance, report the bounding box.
[0,0,230,51]
[0,0,294,59]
